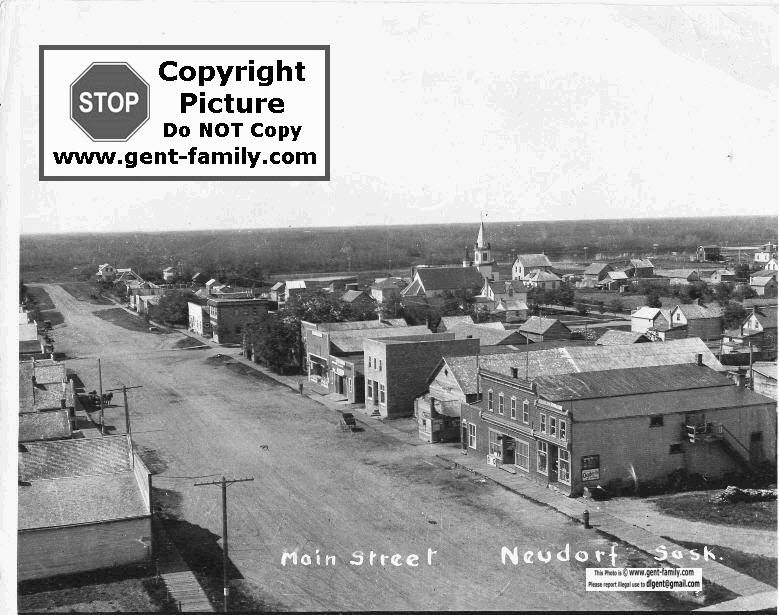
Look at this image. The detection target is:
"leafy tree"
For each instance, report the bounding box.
[574,301,588,316]
[723,301,747,330]
[609,297,624,313]
[243,314,300,373]
[150,291,193,325]
[733,284,757,301]
[595,300,605,314]
[713,282,732,304]
[286,291,349,323]
[645,291,662,308]
[554,285,575,307]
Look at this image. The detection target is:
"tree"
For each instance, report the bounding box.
[723,301,747,330]
[151,291,192,325]
[595,300,606,314]
[713,282,732,305]
[609,297,625,313]
[243,314,299,373]
[286,291,349,323]
[574,301,588,316]
[646,291,662,309]
[554,285,575,307]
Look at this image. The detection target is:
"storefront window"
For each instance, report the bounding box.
[537,441,548,475]
[515,439,529,470]
[489,430,501,455]
[558,449,571,484]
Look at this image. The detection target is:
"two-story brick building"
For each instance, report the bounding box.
[207,296,269,344]
[363,334,479,419]
[461,361,776,496]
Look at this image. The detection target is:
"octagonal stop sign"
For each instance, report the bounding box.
[70,63,149,141]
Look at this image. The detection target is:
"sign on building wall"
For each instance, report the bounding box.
[581,455,600,481]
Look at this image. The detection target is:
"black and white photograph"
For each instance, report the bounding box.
[1,0,777,612]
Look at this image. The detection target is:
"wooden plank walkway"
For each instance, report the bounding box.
[439,452,775,600]
[155,526,215,612]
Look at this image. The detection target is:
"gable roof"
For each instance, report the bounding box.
[672,303,723,320]
[526,270,562,283]
[414,266,485,292]
[595,330,650,345]
[341,290,373,303]
[630,258,654,269]
[448,323,528,346]
[606,271,629,281]
[751,276,777,287]
[654,269,699,279]
[514,254,552,268]
[328,325,431,353]
[438,315,475,330]
[488,279,529,294]
[518,316,569,335]
[747,306,778,330]
[19,411,72,442]
[584,262,612,275]
[632,306,663,320]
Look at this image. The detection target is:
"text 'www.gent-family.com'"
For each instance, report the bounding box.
[39,45,329,181]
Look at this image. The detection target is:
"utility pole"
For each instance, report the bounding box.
[194,476,254,612]
[98,358,104,435]
[105,384,143,446]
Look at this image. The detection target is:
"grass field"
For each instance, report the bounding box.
[653,493,777,530]
[93,308,167,334]
[59,282,114,305]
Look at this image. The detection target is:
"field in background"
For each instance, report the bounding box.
[20,215,776,283]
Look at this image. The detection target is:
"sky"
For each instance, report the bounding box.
[3,2,779,234]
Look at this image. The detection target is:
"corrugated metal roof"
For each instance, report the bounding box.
[19,436,131,481]
[673,304,723,320]
[531,363,731,402]
[567,384,774,422]
[19,474,149,530]
[449,323,528,346]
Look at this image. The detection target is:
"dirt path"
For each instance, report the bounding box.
[594,495,777,558]
[37,283,684,611]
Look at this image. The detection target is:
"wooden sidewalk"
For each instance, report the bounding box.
[155,525,215,612]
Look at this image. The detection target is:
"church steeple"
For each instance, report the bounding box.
[473,220,492,267]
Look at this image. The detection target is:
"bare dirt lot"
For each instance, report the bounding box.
[33,283,710,611]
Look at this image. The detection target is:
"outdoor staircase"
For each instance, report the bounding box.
[369,405,381,418]
[685,423,754,471]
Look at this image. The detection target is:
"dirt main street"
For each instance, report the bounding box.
[41,283,672,611]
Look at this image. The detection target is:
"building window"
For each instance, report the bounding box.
[498,393,504,415]
[650,415,664,427]
[549,416,557,437]
[468,423,476,449]
[379,384,386,404]
[669,443,683,454]
[489,430,501,456]
[379,359,382,372]
[537,441,548,475]
[366,379,373,400]
[560,420,566,440]
[540,413,546,434]
[515,439,530,471]
[510,397,516,420]
[487,390,494,412]
[522,400,529,424]
[558,449,571,484]
[348,378,353,393]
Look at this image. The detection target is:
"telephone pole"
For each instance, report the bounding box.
[194,476,254,612]
[98,358,104,435]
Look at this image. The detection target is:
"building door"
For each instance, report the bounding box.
[461,422,468,450]
[548,444,558,483]
[749,432,764,464]
[502,436,515,465]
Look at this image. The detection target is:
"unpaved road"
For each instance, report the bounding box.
[41,283,673,611]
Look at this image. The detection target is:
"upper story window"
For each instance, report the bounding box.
[560,419,567,440]
[540,413,547,433]
[487,390,494,412]
[498,393,504,415]
[522,400,529,424]
[649,414,664,427]
[549,416,557,437]
[510,397,516,420]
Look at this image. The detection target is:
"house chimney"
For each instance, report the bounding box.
[60,398,66,409]
[31,375,36,386]
[511,367,518,378]
[696,353,703,366]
